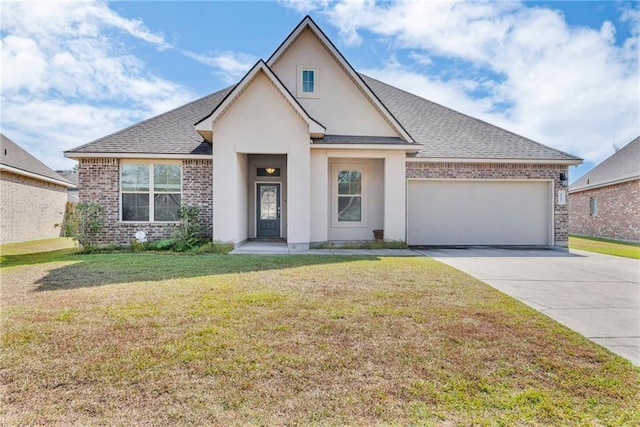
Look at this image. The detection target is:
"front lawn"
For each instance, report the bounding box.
[1,244,638,425]
[570,235,640,259]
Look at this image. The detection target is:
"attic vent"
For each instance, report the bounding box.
[587,179,589,184]
[3,149,6,155]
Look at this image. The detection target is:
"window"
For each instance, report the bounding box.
[590,196,598,216]
[121,162,181,222]
[297,66,319,98]
[302,69,315,93]
[331,163,368,227]
[338,170,362,221]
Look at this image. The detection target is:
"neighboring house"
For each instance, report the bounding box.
[55,169,80,202]
[64,16,582,249]
[1,134,74,244]
[569,137,640,242]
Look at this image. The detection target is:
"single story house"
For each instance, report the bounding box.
[1,133,74,243]
[569,136,639,242]
[65,16,582,249]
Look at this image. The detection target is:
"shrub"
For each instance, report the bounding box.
[194,240,235,255]
[171,205,204,251]
[147,238,178,251]
[130,239,148,252]
[62,202,105,253]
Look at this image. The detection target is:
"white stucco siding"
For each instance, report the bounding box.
[211,71,311,245]
[271,28,398,137]
[326,156,384,241]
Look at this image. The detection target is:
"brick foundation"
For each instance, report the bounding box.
[406,162,569,246]
[569,180,640,242]
[78,158,213,245]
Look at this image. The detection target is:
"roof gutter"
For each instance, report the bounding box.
[569,175,640,194]
[0,164,75,188]
[406,157,583,165]
[64,152,212,160]
[311,144,420,152]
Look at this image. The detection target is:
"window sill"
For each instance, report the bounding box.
[331,221,368,228]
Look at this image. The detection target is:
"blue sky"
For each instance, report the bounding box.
[2,1,638,182]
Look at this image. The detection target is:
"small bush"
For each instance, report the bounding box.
[172,205,203,251]
[194,240,235,255]
[147,238,178,251]
[62,202,105,253]
[382,240,408,249]
[130,239,148,252]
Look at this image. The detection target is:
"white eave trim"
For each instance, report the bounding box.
[311,143,420,152]
[569,175,640,194]
[406,157,583,165]
[64,152,212,160]
[0,164,75,188]
[195,60,325,140]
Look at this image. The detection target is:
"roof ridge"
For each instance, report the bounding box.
[360,73,581,161]
[570,136,639,190]
[1,133,72,184]
[66,86,233,153]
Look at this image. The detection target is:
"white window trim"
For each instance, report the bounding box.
[120,159,183,223]
[297,65,319,98]
[331,163,368,228]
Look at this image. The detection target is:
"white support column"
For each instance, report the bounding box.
[286,142,311,250]
[310,150,328,243]
[383,152,407,241]
[212,144,245,244]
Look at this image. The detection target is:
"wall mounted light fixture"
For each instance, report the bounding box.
[559,172,568,187]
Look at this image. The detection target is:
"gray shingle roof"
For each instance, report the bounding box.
[360,75,580,161]
[67,87,232,155]
[570,136,640,192]
[312,135,410,145]
[66,74,580,163]
[1,134,71,185]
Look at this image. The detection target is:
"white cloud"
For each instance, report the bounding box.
[183,50,257,84]
[0,1,192,170]
[302,0,640,167]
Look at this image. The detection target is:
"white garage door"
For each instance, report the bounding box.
[408,180,552,246]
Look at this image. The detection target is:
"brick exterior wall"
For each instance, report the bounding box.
[406,162,569,246]
[569,179,640,242]
[0,171,67,243]
[78,158,213,245]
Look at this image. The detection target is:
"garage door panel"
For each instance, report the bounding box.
[408,180,551,245]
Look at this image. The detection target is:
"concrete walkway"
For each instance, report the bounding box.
[418,248,640,366]
[229,240,419,256]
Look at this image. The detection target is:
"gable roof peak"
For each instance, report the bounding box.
[266,15,414,143]
[194,59,325,140]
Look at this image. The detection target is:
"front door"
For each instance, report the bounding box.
[257,183,281,238]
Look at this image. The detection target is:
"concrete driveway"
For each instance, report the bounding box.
[418,248,640,366]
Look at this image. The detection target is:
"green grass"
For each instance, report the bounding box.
[569,235,640,259]
[1,240,639,425]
